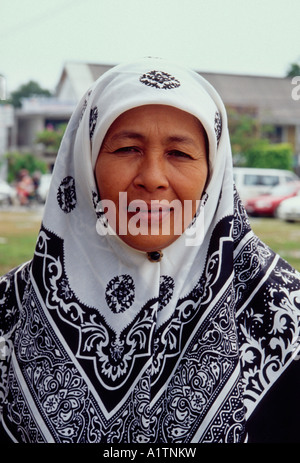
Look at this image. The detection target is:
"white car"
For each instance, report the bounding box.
[233,167,299,202]
[0,179,17,204]
[277,193,300,222]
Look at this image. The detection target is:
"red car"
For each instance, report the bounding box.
[244,181,300,217]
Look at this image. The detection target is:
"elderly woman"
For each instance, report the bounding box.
[0,58,300,443]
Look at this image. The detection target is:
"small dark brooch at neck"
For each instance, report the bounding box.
[147,250,163,262]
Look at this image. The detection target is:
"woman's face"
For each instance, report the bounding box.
[95,104,208,252]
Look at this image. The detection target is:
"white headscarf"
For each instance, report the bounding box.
[1,58,300,443]
[41,57,232,331]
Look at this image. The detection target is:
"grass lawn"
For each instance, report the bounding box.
[250,217,300,272]
[0,210,299,276]
[0,209,42,276]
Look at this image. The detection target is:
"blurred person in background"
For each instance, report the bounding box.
[16,169,35,206]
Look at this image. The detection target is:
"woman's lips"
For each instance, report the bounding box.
[127,200,173,224]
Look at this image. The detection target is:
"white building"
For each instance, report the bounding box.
[0,104,14,179]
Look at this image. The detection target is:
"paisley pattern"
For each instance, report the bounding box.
[89,106,98,139]
[214,111,222,146]
[79,89,92,123]
[1,190,300,443]
[158,276,175,310]
[57,176,77,213]
[139,70,181,90]
[105,274,135,313]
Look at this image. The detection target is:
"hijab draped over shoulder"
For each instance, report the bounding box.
[1,58,300,443]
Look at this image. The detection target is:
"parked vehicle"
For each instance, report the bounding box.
[0,180,17,205]
[37,174,52,203]
[244,181,300,217]
[277,193,300,222]
[233,167,299,202]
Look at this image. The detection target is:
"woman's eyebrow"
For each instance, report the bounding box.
[109,131,145,142]
[166,135,199,147]
[109,131,199,148]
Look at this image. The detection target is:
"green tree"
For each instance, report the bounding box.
[227,108,293,170]
[286,61,300,77]
[244,143,294,170]
[9,81,52,108]
[35,123,67,153]
[227,108,271,165]
[6,152,48,183]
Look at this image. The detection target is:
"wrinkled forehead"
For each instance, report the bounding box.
[85,58,223,169]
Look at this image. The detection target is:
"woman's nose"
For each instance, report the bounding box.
[133,154,169,192]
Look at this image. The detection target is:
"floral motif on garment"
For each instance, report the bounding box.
[57,176,77,213]
[139,70,181,90]
[1,223,244,442]
[105,275,135,313]
[79,89,92,123]
[158,276,175,310]
[214,111,222,146]
[1,192,300,442]
[89,106,98,139]
[236,262,300,417]
[230,188,300,417]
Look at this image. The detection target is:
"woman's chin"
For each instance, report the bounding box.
[119,233,180,253]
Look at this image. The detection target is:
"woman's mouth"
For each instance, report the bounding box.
[127,200,173,224]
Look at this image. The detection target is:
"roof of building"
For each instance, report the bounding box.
[55,62,300,125]
[201,71,300,125]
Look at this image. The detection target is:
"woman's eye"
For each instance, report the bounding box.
[114,147,140,154]
[168,150,192,159]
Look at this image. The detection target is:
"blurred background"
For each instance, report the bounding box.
[1,0,300,274]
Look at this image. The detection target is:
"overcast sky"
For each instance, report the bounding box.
[1,0,300,95]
